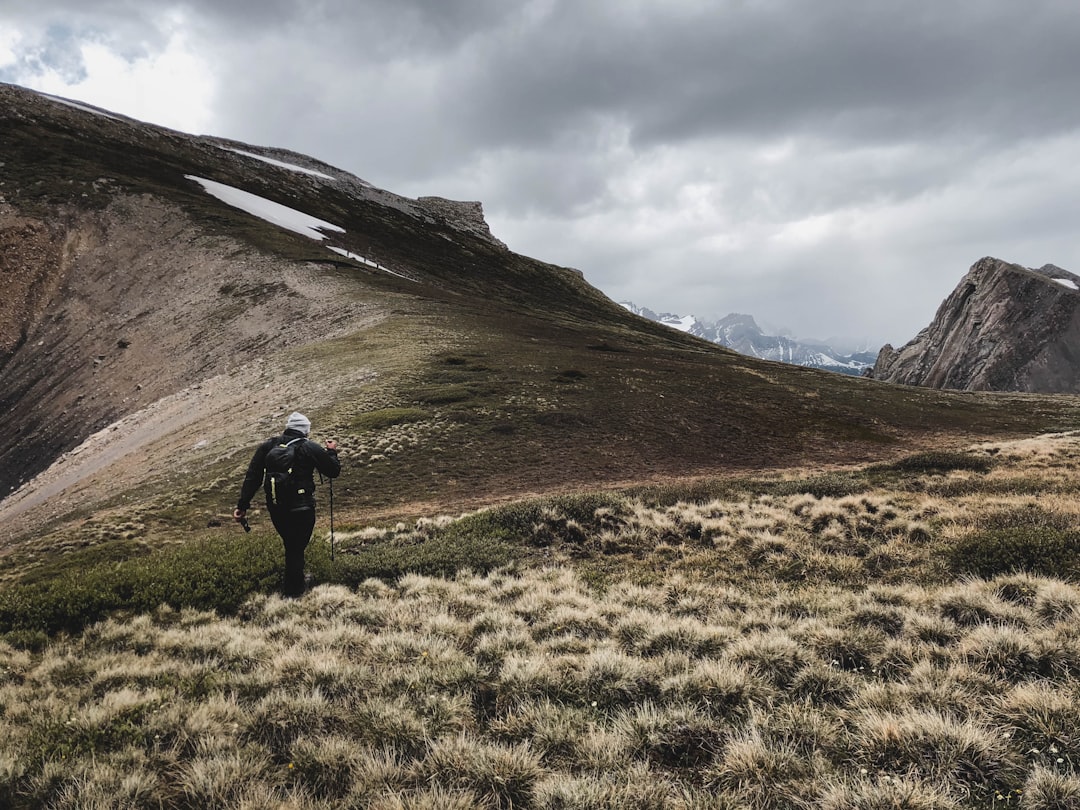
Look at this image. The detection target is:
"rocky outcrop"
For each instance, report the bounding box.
[869,257,1080,392]
[417,197,507,249]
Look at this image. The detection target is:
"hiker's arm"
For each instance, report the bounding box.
[236,442,270,511]
[309,440,341,479]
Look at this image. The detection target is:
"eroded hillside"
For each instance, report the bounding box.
[0,194,388,491]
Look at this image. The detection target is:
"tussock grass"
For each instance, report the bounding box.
[1022,766,1080,810]
[5,567,1080,806]
[536,761,689,809]
[817,775,961,810]
[4,431,1080,806]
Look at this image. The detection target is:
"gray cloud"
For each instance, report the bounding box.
[4,0,1080,345]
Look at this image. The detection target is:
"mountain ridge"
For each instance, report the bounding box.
[3,81,1078,553]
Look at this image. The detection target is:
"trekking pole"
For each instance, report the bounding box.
[328,476,336,562]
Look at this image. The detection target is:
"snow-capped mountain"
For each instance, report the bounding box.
[620,303,876,376]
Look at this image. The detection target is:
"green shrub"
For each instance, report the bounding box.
[768,473,870,499]
[352,408,431,431]
[939,506,1080,581]
[333,529,514,585]
[0,533,283,637]
[554,369,587,381]
[543,493,624,525]
[873,451,993,475]
[941,527,1080,580]
[976,506,1076,533]
[0,511,521,640]
[412,384,478,405]
[457,494,625,542]
[12,538,150,588]
[628,478,747,507]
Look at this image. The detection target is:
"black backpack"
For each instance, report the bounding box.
[263,437,308,506]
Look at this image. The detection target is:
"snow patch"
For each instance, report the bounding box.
[326,246,417,282]
[226,148,336,180]
[665,315,697,333]
[185,175,344,240]
[186,175,418,281]
[805,352,862,369]
[40,93,121,120]
[1052,277,1078,291]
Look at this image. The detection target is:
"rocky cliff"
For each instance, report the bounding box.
[869,257,1080,392]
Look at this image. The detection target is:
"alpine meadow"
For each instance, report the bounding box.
[6,82,1080,809]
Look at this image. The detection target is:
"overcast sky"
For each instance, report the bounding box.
[4,1,1080,348]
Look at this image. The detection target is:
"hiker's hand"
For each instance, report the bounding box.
[233,508,246,521]
[325,440,338,452]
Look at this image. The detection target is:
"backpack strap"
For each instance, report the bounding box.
[271,437,306,458]
[282,437,305,469]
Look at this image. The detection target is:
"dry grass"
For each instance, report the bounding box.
[5,433,1080,807]
[6,566,1080,807]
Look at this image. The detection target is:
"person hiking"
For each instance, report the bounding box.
[234,411,341,597]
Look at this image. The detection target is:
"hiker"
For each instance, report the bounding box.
[234,412,341,597]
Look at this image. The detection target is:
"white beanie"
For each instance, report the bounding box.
[285,412,311,436]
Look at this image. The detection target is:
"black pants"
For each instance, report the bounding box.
[268,505,316,596]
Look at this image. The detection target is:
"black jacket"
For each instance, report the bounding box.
[237,429,341,511]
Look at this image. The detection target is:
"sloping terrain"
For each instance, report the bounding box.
[10,81,1080,810]
[6,429,1080,808]
[2,82,1080,557]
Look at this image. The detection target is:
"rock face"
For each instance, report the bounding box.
[416,197,507,249]
[869,257,1080,392]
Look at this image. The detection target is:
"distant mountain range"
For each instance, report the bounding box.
[619,303,878,375]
